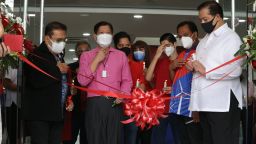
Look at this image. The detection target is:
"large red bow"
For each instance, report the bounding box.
[122,88,168,129]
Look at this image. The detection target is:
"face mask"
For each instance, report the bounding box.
[49,39,66,54]
[133,51,145,61]
[96,33,113,48]
[181,36,193,49]
[201,16,217,33]
[119,47,131,56]
[164,46,175,57]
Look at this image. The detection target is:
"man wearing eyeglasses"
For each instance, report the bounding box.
[23,21,71,144]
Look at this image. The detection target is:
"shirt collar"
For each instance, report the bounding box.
[212,23,228,37]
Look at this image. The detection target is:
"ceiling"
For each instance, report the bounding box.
[12,0,248,63]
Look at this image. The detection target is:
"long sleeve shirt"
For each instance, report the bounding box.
[189,23,243,112]
[77,47,132,97]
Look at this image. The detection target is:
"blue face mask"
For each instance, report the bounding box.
[133,51,145,61]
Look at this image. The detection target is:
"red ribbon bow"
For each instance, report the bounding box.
[122,88,168,129]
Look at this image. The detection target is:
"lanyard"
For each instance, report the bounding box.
[183,49,191,60]
[102,52,111,69]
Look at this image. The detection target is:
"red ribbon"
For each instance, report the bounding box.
[17,52,245,128]
[17,53,131,99]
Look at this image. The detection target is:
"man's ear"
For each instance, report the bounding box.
[44,35,51,46]
[93,34,97,41]
[192,32,198,41]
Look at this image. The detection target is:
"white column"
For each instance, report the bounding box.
[231,0,235,31]
[22,0,28,34]
[39,0,44,43]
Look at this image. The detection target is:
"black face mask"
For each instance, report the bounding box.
[201,16,217,33]
[118,47,131,56]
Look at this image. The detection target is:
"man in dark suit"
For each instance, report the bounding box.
[23,21,69,144]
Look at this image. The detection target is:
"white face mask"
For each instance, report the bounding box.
[165,46,175,57]
[181,36,193,49]
[96,33,113,48]
[49,39,66,54]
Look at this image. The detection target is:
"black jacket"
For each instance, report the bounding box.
[23,42,63,121]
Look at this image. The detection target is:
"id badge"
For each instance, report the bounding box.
[102,70,107,78]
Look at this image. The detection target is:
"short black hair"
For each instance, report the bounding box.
[197,1,224,18]
[160,33,176,44]
[113,31,131,48]
[75,41,91,51]
[94,21,113,34]
[177,21,198,34]
[44,21,67,36]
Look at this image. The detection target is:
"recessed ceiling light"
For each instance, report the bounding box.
[80,14,89,16]
[239,19,246,23]
[134,15,143,19]
[83,33,91,36]
[69,49,75,52]
[73,57,78,61]
[28,14,36,17]
[223,17,229,20]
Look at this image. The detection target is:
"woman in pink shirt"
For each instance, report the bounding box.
[78,21,132,144]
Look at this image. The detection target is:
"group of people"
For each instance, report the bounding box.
[0,1,249,144]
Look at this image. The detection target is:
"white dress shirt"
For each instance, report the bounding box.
[189,23,243,112]
[4,67,17,107]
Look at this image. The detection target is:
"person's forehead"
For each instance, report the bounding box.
[52,29,66,36]
[199,7,211,19]
[119,38,131,44]
[178,25,191,34]
[98,25,112,31]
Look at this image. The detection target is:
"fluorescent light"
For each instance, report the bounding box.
[134,15,143,19]
[73,57,78,61]
[28,14,36,17]
[223,17,229,20]
[239,19,246,23]
[80,14,89,17]
[69,49,75,52]
[83,33,91,36]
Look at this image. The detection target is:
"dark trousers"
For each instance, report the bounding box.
[169,113,203,144]
[85,96,124,144]
[29,121,63,144]
[241,105,253,144]
[124,121,138,144]
[137,127,152,144]
[151,115,176,144]
[199,92,241,144]
[6,103,20,144]
[63,111,87,144]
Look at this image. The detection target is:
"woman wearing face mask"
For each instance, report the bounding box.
[128,40,151,144]
[146,33,177,144]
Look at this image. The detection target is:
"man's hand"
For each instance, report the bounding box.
[57,63,69,74]
[66,100,74,112]
[94,48,108,63]
[163,86,172,94]
[185,60,194,71]
[192,112,200,123]
[155,44,166,59]
[114,98,123,105]
[170,59,185,70]
[192,60,206,75]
